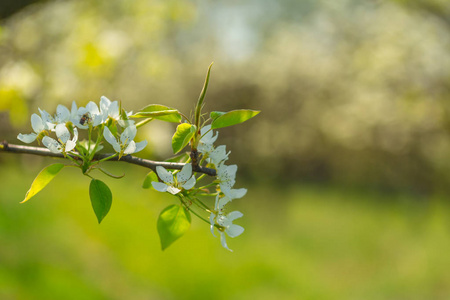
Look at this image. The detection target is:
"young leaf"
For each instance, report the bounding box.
[211,109,260,129]
[172,123,196,154]
[132,105,181,123]
[135,118,153,129]
[21,163,65,203]
[89,179,112,224]
[195,62,213,128]
[157,204,191,250]
[210,111,225,120]
[142,171,159,189]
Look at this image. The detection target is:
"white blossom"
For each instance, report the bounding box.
[54,104,71,124]
[198,125,218,156]
[100,96,134,127]
[103,125,147,157]
[42,124,78,153]
[38,108,56,130]
[74,101,104,129]
[208,145,230,166]
[17,114,48,143]
[100,96,118,122]
[216,189,247,209]
[216,164,237,194]
[210,208,244,252]
[152,163,196,195]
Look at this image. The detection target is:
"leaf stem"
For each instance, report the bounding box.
[179,195,211,225]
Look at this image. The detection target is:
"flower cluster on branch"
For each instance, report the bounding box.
[3,64,260,251]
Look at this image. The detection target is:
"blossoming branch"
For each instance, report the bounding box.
[0,63,260,251]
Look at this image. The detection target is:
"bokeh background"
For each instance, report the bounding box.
[1,0,450,299]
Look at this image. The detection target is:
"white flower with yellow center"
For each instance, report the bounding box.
[42,124,78,153]
[103,125,147,157]
[74,101,104,129]
[198,125,218,156]
[152,163,196,195]
[210,205,244,252]
[17,113,50,144]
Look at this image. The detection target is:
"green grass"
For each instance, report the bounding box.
[1,160,450,299]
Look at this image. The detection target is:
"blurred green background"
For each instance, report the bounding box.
[1,0,450,299]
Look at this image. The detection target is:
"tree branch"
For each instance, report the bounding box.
[0,141,216,176]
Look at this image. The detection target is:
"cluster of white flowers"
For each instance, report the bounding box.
[150,125,246,251]
[17,96,147,156]
[200,125,246,251]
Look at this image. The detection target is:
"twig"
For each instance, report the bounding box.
[0,141,216,176]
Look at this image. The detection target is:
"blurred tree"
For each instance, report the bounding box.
[0,0,45,20]
[392,0,450,28]
[1,0,450,193]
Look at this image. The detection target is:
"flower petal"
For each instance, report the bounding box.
[217,164,237,189]
[108,101,120,119]
[86,101,100,115]
[156,166,174,184]
[121,125,137,144]
[31,114,44,133]
[103,127,120,152]
[56,104,70,123]
[70,101,78,118]
[123,140,136,155]
[210,213,216,237]
[65,140,76,152]
[220,185,233,197]
[38,108,54,125]
[133,140,147,153]
[209,145,229,166]
[227,211,244,222]
[42,136,61,153]
[100,96,111,114]
[219,232,232,252]
[200,125,218,144]
[92,114,104,126]
[217,195,232,210]
[223,188,247,199]
[198,143,214,155]
[151,181,169,192]
[72,127,79,142]
[226,224,244,238]
[181,176,196,190]
[167,186,181,195]
[177,163,192,184]
[55,124,70,143]
[17,133,37,143]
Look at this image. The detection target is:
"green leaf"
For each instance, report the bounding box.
[211,109,260,129]
[210,111,225,120]
[22,163,65,203]
[157,204,191,250]
[89,179,112,224]
[132,105,181,123]
[120,107,128,121]
[142,171,159,189]
[195,62,213,127]
[172,123,196,154]
[135,118,153,128]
